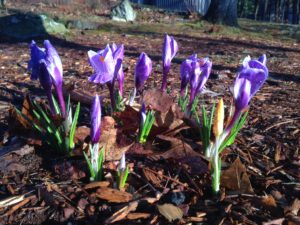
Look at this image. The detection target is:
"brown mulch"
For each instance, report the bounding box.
[0,2,300,225]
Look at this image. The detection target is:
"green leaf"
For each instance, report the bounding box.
[69,102,80,150]
[201,103,215,155]
[52,94,61,115]
[96,148,104,181]
[219,111,248,153]
[121,166,130,188]
[33,100,64,149]
[15,108,42,133]
[83,151,95,179]
[208,103,216,139]
[139,110,155,143]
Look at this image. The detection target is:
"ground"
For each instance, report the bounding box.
[0,1,300,225]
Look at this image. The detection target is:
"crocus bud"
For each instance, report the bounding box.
[234,77,251,111]
[135,52,152,91]
[213,98,224,137]
[140,103,146,130]
[118,153,126,173]
[88,45,115,84]
[238,55,268,98]
[90,95,101,144]
[225,55,268,133]
[161,34,178,91]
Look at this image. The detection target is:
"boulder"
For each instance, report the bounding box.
[111,0,136,22]
[0,13,68,40]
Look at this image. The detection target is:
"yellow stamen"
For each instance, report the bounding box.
[100,56,105,62]
[213,98,224,137]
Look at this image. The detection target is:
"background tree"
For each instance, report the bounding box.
[204,0,238,26]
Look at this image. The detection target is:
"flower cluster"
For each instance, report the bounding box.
[25,37,268,193]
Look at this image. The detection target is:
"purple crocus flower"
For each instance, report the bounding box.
[188,57,212,108]
[226,55,268,133]
[161,34,178,91]
[40,40,66,117]
[112,44,125,97]
[90,94,101,144]
[135,52,152,91]
[238,55,268,98]
[88,45,115,84]
[88,44,125,110]
[28,41,56,115]
[180,54,197,97]
[195,58,212,97]
[28,40,46,80]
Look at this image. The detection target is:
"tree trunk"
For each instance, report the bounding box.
[264,0,269,20]
[204,0,238,26]
[238,0,245,17]
[284,0,290,23]
[292,0,300,23]
[254,0,260,20]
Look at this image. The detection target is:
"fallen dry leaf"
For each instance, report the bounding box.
[143,89,174,113]
[74,125,90,145]
[157,203,183,222]
[100,116,133,161]
[96,187,133,203]
[9,95,34,130]
[149,135,203,160]
[114,105,140,135]
[221,157,254,194]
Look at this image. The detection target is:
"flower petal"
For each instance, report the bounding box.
[87,46,115,84]
[135,52,152,90]
[90,94,101,144]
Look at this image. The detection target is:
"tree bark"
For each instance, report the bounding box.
[204,0,238,26]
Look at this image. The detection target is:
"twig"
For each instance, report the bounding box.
[0,196,35,218]
[264,119,294,131]
[181,167,203,196]
[143,167,198,193]
[131,171,161,198]
[50,184,84,214]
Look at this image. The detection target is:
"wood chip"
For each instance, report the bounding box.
[126,212,151,220]
[84,181,110,190]
[96,188,133,203]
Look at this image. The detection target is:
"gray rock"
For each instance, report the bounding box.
[0,13,67,40]
[111,0,136,22]
[40,14,67,34]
